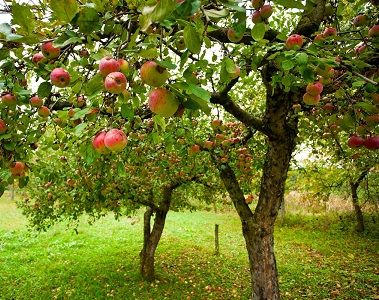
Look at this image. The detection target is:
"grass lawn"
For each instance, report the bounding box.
[0,193,378,299]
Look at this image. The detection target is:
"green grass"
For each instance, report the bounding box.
[0,193,378,300]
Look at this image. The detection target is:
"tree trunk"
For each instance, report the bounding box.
[350,181,365,232]
[212,135,295,299]
[139,187,172,281]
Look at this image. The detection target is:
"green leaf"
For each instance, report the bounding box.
[37,82,52,99]
[295,52,308,65]
[275,0,305,9]
[0,23,12,36]
[85,73,104,96]
[282,60,295,71]
[117,161,126,177]
[0,169,12,181]
[74,122,87,136]
[299,66,315,84]
[183,25,201,54]
[72,7,101,34]
[139,0,177,31]
[220,57,237,82]
[204,8,229,19]
[54,33,82,48]
[355,102,379,114]
[11,2,35,34]
[251,23,266,41]
[86,146,95,164]
[153,115,166,131]
[156,60,177,70]
[121,104,134,120]
[187,84,211,101]
[176,0,201,18]
[50,0,79,23]
[92,0,105,12]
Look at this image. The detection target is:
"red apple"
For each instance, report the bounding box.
[323,27,337,37]
[30,96,43,108]
[50,68,70,87]
[313,34,323,43]
[104,129,128,152]
[140,61,169,87]
[252,11,263,24]
[99,56,120,76]
[105,72,127,94]
[203,140,214,150]
[316,65,334,79]
[38,106,50,117]
[148,88,179,118]
[252,0,264,9]
[306,81,323,96]
[211,119,222,131]
[259,5,273,19]
[285,34,303,50]
[0,119,7,134]
[365,115,379,127]
[41,41,60,59]
[353,15,367,27]
[323,103,334,113]
[188,144,200,155]
[32,53,45,65]
[355,45,366,55]
[1,93,16,106]
[348,136,365,149]
[228,65,240,79]
[8,161,24,175]
[227,28,244,43]
[303,93,320,105]
[93,131,110,154]
[364,136,379,150]
[118,59,130,75]
[368,25,379,38]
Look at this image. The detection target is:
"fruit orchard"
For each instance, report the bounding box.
[1,0,379,299]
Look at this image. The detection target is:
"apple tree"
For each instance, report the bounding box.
[1,0,379,299]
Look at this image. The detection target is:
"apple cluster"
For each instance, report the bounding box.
[348,135,379,151]
[93,129,128,154]
[99,56,128,94]
[251,0,273,24]
[8,161,26,177]
[140,61,180,118]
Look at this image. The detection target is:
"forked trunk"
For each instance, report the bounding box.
[139,187,172,281]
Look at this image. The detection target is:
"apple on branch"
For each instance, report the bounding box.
[105,72,127,94]
[93,131,110,154]
[50,68,71,88]
[104,129,128,152]
[41,41,60,59]
[99,56,120,76]
[0,119,7,134]
[148,88,179,118]
[140,61,169,87]
[227,29,244,43]
[8,161,25,175]
[1,93,16,106]
[30,96,43,108]
[285,34,303,50]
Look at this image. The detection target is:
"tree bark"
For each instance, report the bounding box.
[350,182,364,232]
[139,187,172,281]
[212,132,295,299]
